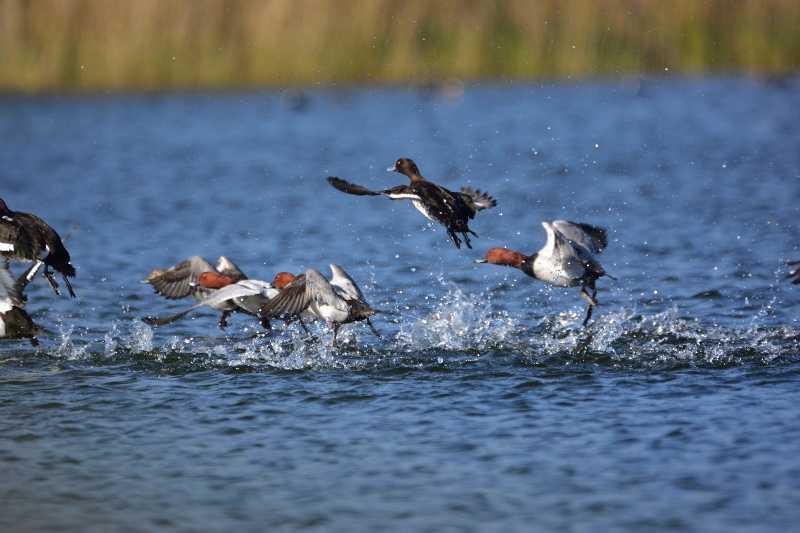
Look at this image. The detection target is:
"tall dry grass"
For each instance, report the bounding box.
[1,0,798,93]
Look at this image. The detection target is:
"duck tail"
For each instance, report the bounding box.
[461,187,497,210]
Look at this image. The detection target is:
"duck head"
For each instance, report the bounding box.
[387,158,422,180]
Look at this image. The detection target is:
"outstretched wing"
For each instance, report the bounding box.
[0,217,36,262]
[15,261,44,296]
[142,280,277,326]
[142,301,206,326]
[140,255,216,299]
[259,269,346,318]
[327,177,382,196]
[460,187,497,212]
[552,220,608,256]
[329,264,365,301]
[216,256,247,280]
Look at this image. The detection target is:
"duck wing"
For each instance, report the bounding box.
[259,269,346,318]
[459,187,497,213]
[142,301,207,326]
[140,255,216,299]
[195,280,276,310]
[328,264,365,302]
[327,177,383,196]
[14,261,45,296]
[216,256,247,280]
[0,216,37,261]
[552,220,608,256]
[142,280,277,326]
[549,222,615,281]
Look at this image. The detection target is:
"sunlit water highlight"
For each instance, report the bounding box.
[1,78,800,532]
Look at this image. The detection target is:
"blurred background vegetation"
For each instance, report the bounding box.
[1,0,798,93]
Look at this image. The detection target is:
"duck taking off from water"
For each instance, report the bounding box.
[327,158,496,249]
[140,255,248,329]
[142,272,296,330]
[258,264,381,345]
[475,220,615,327]
[0,197,76,297]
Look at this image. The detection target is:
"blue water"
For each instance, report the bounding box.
[1,78,800,532]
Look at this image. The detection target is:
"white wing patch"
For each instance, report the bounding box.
[385,192,422,201]
[0,243,14,252]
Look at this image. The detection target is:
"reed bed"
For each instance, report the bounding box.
[1,0,798,93]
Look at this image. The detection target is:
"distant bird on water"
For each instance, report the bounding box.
[327,157,496,249]
[475,220,615,327]
[0,197,77,297]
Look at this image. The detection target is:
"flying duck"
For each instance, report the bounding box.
[327,158,496,249]
[0,197,76,297]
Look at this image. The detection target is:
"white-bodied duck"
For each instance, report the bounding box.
[475,220,615,326]
[258,264,381,344]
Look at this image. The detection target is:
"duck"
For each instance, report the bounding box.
[258,264,381,345]
[786,261,800,284]
[143,272,297,330]
[140,255,248,328]
[0,197,77,297]
[140,255,246,300]
[327,157,496,249]
[0,258,43,344]
[475,220,615,326]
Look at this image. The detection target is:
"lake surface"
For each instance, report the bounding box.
[1,78,800,532]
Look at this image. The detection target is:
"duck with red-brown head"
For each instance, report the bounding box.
[142,270,298,330]
[476,220,615,326]
[0,197,76,298]
[327,157,496,249]
[259,264,381,345]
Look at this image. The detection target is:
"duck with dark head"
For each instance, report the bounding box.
[327,157,496,249]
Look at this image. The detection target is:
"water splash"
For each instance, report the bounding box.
[53,324,91,360]
[521,305,800,367]
[395,281,519,353]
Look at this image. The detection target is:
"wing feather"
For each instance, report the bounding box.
[327,177,382,196]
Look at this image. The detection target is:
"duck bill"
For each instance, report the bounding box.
[474,258,488,264]
[386,166,396,172]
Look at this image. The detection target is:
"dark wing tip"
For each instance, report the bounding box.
[327,177,381,196]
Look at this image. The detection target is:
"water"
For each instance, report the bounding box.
[1,78,800,532]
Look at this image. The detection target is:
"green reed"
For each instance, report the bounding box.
[1,0,798,93]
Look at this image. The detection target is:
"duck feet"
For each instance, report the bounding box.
[62,274,76,298]
[447,229,463,249]
[43,267,61,296]
[218,310,231,330]
[580,286,598,327]
[367,318,381,340]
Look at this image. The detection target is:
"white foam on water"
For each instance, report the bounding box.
[394,281,519,353]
